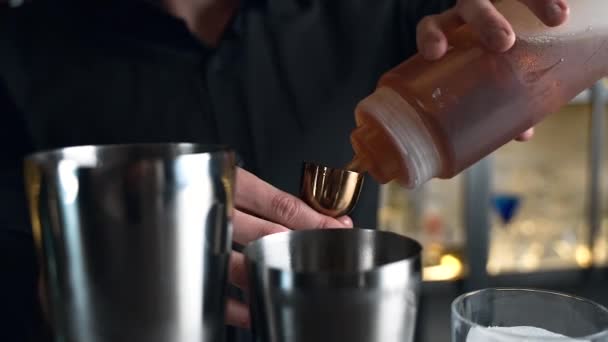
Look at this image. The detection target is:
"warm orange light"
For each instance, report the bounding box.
[423,254,463,282]
[575,245,593,268]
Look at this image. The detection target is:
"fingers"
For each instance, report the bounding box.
[416,9,462,60]
[225,298,251,329]
[226,168,361,330]
[235,168,353,230]
[232,209,289,246]
[417,0,514,56]
[226,253,251,328]
[417,0,570,60]
[229,251,249,291]
[515,127,535,141]
[456,0,515,52]
[518,0,569,27]
[226,251,250,328]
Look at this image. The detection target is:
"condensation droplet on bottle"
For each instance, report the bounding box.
[415,98,428,111]
[432,88,442,99]
[524,58,565,83]
[432,88,445,108]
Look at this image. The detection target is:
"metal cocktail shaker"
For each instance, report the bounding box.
[24,143,236,342]
[245,228,422,342]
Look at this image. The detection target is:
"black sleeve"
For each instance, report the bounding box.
[0,7,49,340]
[0,81,34,237]
[0,3,35,235]
[0,79,48,342]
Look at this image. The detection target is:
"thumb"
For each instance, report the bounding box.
[337,216,354,228]
[316,215,354,229]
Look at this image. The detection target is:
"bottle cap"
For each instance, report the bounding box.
[355,87,441,188]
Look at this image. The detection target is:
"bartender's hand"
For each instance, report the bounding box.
[226,168,353,328]
[416,0,570,142]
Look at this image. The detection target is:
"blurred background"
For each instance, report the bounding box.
[3,0,607,340]
[378,82,608,341]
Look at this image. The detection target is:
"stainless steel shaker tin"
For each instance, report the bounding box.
[25,143,236,342]
[244,228,422,342]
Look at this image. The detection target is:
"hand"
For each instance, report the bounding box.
[225,168,353,328]
[416,0,570,142]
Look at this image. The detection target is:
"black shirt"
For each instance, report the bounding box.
[0,0,453,340]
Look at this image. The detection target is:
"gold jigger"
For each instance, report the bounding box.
[300,162,364,217]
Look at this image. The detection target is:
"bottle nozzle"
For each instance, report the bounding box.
[353,87,442,188]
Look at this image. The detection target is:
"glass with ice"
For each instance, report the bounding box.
[452,288,608,342]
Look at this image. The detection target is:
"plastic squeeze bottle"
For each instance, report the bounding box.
[347,0,608,188]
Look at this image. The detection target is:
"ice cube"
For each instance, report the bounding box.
[466,326,590,342]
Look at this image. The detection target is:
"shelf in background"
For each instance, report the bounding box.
[571,79,608,104]
[378,98,608,282]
